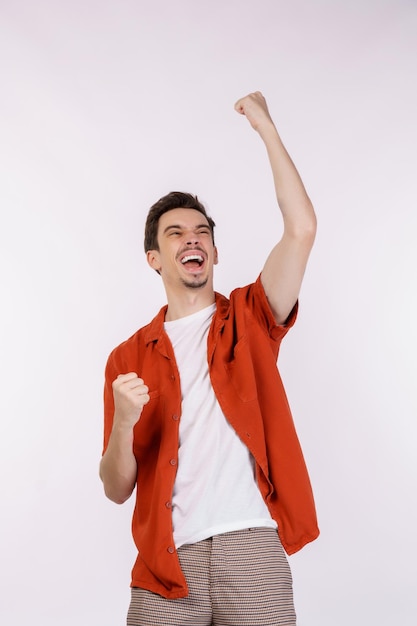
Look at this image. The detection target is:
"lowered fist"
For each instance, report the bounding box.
[112,372,150,428]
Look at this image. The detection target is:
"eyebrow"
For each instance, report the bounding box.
[163,223,210,235]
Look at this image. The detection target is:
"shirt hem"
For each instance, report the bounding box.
[175,517,278,549]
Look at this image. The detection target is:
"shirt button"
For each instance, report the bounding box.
[170,374,175,381]
[167,546,175,554]
[165,501,172,509]
[172,414,179,421]
[169,458,177,466]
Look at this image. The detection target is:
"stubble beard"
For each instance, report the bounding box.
[180,276,209,289]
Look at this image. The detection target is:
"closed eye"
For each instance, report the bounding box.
[163,224,211,238]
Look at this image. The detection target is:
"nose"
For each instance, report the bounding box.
[185,232,199,246]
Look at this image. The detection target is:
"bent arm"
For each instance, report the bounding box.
[235,92,317,324]
[100,372,150,504]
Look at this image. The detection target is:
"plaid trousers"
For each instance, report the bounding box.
[127,527,296,626]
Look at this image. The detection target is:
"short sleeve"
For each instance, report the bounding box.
[102,350,118,454]
[246,275,298,342]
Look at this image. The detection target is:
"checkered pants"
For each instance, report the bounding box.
[127,527,296,625]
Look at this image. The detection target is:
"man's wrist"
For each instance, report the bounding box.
[256,119,279,141]
[111,418,136,441]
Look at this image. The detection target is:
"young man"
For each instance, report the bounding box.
[100,92,319,626]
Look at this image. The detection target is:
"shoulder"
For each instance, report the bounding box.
[227,276,298,340]
[106,305,167,367]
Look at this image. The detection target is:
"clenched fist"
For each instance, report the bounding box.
[112,372,150,429]
[234,91,274,133]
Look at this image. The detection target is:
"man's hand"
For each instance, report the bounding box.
[234,91,274,133]
[112,372,150,429]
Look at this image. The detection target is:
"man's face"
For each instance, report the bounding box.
[146,208,218,291]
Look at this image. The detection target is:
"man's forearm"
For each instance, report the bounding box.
[258,120,316,238]
[100,424,137,504]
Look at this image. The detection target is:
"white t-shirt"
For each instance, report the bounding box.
[164,303,276,549]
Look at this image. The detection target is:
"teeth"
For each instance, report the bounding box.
[181,254,203,264]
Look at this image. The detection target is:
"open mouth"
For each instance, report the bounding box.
[181,254,204,265]
[179,253,205,271]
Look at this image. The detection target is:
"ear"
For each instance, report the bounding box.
[213,246,219,265]
[146,250,161,272]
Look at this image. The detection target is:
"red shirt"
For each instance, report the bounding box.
[103,276,319,599]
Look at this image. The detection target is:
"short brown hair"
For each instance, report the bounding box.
[144,191,215,252]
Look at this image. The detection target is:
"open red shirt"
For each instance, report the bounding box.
[103,276,319,599]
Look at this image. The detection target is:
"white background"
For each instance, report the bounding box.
[1,1,416,624]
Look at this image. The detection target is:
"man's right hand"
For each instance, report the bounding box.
[112,372,150,428]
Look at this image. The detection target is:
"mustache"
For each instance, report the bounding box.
[176,244,206,259]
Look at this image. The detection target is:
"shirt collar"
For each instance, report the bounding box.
[144,291,230,345]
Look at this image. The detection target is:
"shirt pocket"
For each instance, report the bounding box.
[224,336,258,402]
[133,390,163,454]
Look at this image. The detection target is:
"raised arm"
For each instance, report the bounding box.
[235,91,317,324]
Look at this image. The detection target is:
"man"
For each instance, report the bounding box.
[100,91,319,626]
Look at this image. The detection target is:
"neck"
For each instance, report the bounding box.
[164,288,215,321]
